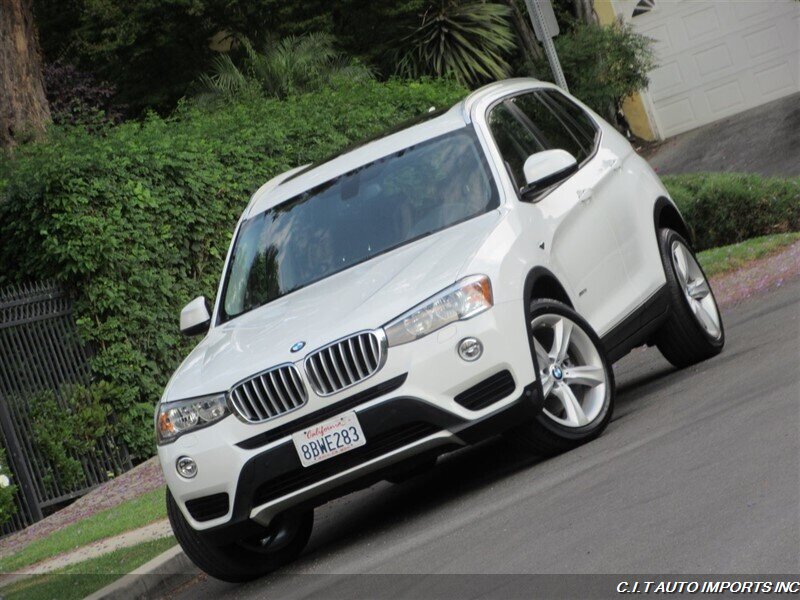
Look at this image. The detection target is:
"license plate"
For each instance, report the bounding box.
[292,411,366,468]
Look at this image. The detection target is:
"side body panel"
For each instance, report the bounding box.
[467,81,669,338]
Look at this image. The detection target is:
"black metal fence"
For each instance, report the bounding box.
[0,282,132,537]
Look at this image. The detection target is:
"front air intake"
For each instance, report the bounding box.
[454,370,516,410]
[229,364,307,423]
[304,331,387,396]
[185,492,229,522]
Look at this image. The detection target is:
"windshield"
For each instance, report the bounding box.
[220,127,499,321]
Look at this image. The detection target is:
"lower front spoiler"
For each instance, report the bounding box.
[200,380,542,546]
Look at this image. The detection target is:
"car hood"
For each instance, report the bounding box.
[165,212,501,400]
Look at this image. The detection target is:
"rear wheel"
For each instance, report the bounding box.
[510,299,615,456]
[653,228,724,368]
[166,489,312,583]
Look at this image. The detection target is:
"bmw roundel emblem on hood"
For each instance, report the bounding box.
[290,341,306,353]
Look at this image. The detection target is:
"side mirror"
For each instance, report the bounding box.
[180,296,211,336]
[522,149,578,194]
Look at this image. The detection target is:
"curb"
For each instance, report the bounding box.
[85,545,199,600]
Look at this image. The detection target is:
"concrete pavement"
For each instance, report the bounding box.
[641,92,800,177]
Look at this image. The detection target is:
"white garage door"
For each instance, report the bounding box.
[629,0,800,138]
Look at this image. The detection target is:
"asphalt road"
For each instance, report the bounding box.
[642,92,800,177]
[166,279,800,599]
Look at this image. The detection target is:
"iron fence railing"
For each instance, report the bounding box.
[0,281,132,537]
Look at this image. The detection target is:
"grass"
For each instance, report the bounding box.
[2,536,175,600]
[0,487,167,573]
[697,232,800,277]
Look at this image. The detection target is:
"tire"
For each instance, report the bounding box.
[166,489,313,583]
[653,228,724,368]
[510,299,615,456]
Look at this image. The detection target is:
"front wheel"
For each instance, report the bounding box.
[653,228,724,368]
[166,489,313,583]
[510,299,615,456]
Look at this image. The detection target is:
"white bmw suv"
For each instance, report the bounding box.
[156,79,724,581]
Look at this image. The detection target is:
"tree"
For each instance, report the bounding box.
[32,0,338,113]
[504,0,544,71]
[395,1,516,87]
[199,33,374,101]
[0,0,51,146]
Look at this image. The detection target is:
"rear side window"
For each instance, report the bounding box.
[487,89,600,192]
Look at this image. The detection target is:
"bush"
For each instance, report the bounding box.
[662,173,800,251]
[0,79,467,460]
[43,61,123,126]
[535,22,655,123]
[29,383,118,490]
[0,448,17,526]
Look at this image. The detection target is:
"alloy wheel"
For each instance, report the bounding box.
[530,314,609,428]
[671,240,722,340]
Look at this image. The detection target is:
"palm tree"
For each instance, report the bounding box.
[395,1,516,87]
[199,33,373,101]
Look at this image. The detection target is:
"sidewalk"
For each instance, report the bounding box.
[0,456,165,562]
[0,519,173,589]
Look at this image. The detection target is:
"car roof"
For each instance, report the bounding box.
[245,78,544,218]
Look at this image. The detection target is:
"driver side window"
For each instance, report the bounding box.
[487,102,541,191]
[488,90,598,194]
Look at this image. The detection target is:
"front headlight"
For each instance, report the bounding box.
[156,393,229,445]
[383,275,493,346]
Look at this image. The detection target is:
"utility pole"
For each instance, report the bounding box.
[523,0,569,92]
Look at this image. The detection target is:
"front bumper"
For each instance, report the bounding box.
[159,298,540,539]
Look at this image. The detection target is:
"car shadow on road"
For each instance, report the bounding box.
[303,435,540,557]
[299,369,682,568]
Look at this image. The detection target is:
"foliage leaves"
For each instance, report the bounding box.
[43,61,122,127]
[0,79,467,459]
[395,1,517,86]
[662,173,800,251]
[28,384,114,490]
[0,447,17,526]
[536,22,655,120]
[198,34,374,101]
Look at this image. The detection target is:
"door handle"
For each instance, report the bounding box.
[598,158,621,183]
[578,157,621,204]
[592,157,621,192]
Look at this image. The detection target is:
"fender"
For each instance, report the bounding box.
[523,266,574,308]
[653,197,694,246]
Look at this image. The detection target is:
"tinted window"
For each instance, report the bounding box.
[487,103,543,189]
[221,128,499,321]
[539,90,598,151]
[512,93,591,162]
[488,90,599,191]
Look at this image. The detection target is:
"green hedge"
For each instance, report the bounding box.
[0,80,466,459]
[663,173,800,251]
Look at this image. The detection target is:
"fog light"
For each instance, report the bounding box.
[176,456,197,479]
[457,337,483,362]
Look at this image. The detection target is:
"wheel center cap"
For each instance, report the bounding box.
[551,365,563,380]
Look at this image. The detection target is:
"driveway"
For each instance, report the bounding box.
[167,277,800,598]
[641,92,800,177]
